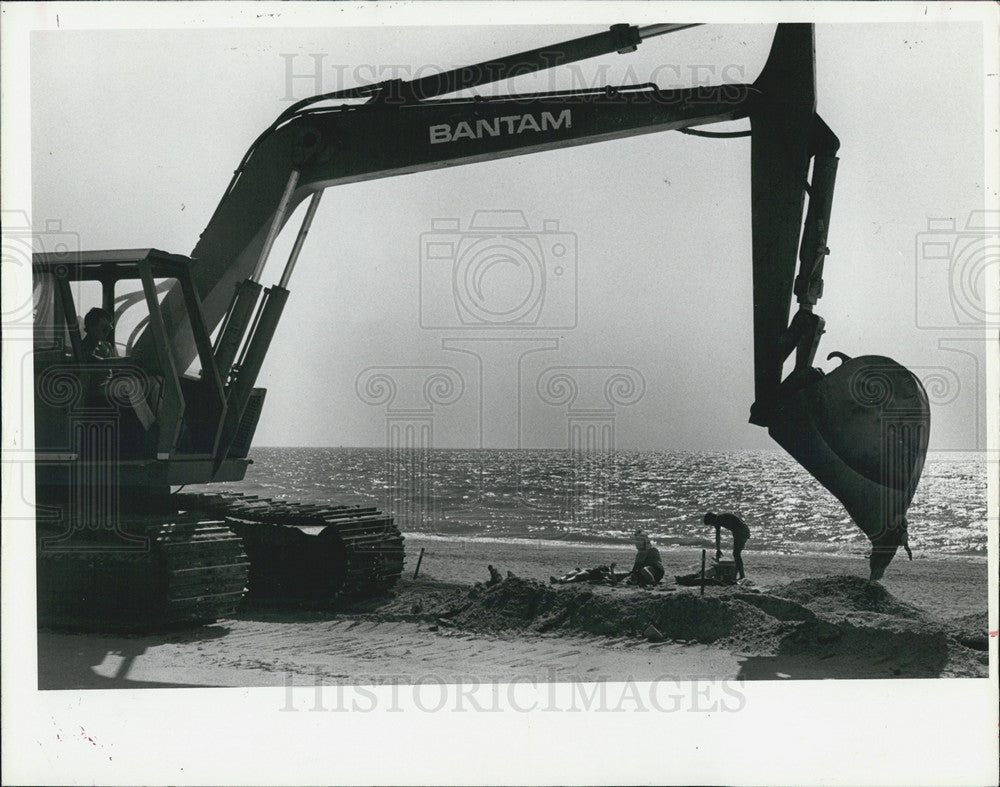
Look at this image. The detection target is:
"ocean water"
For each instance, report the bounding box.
[192,448,989,557]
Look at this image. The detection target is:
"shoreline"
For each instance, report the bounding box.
[400,531,989,562]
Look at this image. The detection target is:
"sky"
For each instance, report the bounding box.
[28,16,993,450]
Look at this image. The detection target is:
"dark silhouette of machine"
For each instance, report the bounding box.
[32,23,929,629]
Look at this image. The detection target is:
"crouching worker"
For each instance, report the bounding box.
[624,529,664,586]
[705,512,750,580]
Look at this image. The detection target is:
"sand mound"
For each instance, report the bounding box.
[457,577,780,646]
[356,572,987,677]
[367,573,985,678]
[770,575,926,620]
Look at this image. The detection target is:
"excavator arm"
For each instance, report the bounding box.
[137,23,928,580]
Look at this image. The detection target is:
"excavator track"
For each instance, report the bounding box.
[36,514,249,631]
[179,493,405,601]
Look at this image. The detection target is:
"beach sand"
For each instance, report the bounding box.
[405,536,988,622]
[37,537,990,690]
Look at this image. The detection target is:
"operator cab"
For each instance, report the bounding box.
[32,249,262,487]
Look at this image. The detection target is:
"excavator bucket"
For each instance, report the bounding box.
[767,357,930,580]
[750,25,931,578]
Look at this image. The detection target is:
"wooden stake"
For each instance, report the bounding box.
[413,547,426,580]
[700,549,706,596]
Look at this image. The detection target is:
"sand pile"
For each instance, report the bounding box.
[457,577,782,646]
[770,575,925,619]
[370,574,986,678]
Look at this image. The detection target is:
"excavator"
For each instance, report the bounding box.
[32,23,930,630]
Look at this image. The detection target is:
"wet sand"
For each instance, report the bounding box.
[37,537,990,690]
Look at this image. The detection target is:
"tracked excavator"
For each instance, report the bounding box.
[32,23,929,630]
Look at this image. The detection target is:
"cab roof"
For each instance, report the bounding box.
[32,248,194,279]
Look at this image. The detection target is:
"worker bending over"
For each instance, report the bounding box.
[705,512,750,580]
